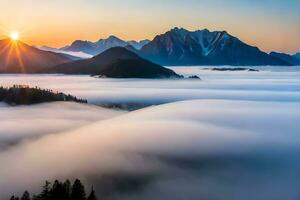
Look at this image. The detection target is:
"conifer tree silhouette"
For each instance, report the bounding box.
[9,179,95,200]
[20,191,30,200]
[87,187,97,200]
[71,179,86,200]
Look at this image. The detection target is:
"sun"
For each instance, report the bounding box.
[10,32,20,41]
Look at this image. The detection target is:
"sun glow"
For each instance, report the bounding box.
[10,32,19,41]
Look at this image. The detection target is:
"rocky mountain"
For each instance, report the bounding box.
[270,52,300,65]
[61,36,150,56]
[139,27,290,66]
[44,47,181,78]
[0,39,74,73]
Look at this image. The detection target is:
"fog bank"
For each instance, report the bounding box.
[0,67,299,108]
[0,100,300,200]
[0,102,124,150]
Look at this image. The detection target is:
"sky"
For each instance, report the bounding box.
[0,0,299,53]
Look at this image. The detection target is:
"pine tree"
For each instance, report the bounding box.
[34,181,51,200]
[63,179,71,199]
[71,179,86,200]
[9,179,93,200]
[21,191,30,200]
[51,180,67,200]
[87,187,97,200]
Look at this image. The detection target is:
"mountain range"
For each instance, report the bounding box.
[0,38,180,78]
[0,39,75,73]
[0,27,299,76]
[47,28,299,66]
[60,36,150,56]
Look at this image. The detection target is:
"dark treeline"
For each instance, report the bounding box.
[10,179,97,200]
[0,85,87,105]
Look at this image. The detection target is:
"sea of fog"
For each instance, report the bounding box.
[0,66,300,200]
[0,66,300,109]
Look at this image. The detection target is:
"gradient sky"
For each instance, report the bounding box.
[0,0,299,53]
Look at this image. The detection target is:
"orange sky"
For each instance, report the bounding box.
[0,0,299,54]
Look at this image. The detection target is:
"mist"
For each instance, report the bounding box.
[0,100,300,200]
[0,102,124,150]
[0,67,300,108]
[0,67,300,200]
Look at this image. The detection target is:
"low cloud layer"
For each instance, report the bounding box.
[0,102,124,150]
[0,100,300,200]
[0,67,299,199]
[0,68,299,108]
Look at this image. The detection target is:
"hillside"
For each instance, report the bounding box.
[0,39,74,73]
[44,47,181,78]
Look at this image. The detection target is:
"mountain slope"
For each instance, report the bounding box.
[0,39,74,73]
[140,27,289,66]
[270,52,300,65]
[62,36,150,56]
[61,40,97,55]
[128,39,150,50]
[37,45,92,59]
[293,53,300,59]
[44,47,181,78]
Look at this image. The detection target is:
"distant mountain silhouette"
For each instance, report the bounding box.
[44,47,181,78]
[270,52,300,65]
[61,36,150,55]
[0,39,75,73]
[139,27,290,66]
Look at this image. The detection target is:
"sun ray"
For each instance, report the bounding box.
[14,42,25,73]
[2,40,25,73]
[4,41,15,71]
[0,41,12,55]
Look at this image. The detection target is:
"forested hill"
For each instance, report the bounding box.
[0,85,87,105]
[9,179,97,200]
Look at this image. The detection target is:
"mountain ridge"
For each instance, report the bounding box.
[61,36,150,55]
[270,52,300,65]
[43,47,181,78]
